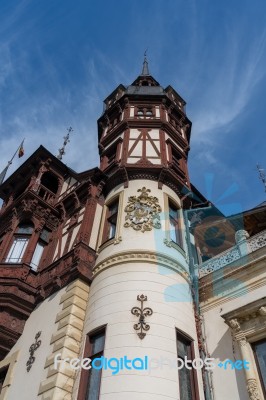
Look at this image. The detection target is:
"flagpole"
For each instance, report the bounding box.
[0,139,25,185]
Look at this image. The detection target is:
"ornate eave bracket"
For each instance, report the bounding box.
[131,294,153,339]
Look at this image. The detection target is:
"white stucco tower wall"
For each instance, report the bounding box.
[78,180,204,400]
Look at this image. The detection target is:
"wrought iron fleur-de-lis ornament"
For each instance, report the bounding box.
[26,331,42,372]
[131,294,153,339]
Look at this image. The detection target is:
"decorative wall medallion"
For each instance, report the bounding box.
[131,294,153,339]
[26,331,42,372]
[124,187,162,232]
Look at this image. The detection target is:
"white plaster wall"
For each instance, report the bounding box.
[89,203,103,249]
[78,180,204,400]
[97,179,188,272]
[69,224,80,249]
[60,176,78,197]
[4,287,67,400]
[82,262,204,400]
[129,106,134,117]
[202,285,266,400]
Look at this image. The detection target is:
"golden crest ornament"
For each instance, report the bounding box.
[124,187,162,232]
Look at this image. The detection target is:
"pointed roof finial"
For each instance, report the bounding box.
[141,49,150,76]
[57,127,73,160]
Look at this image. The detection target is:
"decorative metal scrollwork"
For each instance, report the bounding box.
[131,294,153,339]
[26,331,42,372]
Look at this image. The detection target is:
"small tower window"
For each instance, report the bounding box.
[102,198,119,243]
[106,200,118,240]
[137,108,153,119]
[169,201,183,247]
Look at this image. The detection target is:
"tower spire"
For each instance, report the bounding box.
[141,50,150,76]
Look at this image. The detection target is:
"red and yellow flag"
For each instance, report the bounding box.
[18,141,24,158]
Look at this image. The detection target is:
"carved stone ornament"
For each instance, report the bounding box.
[26,331,42,372]
[258,306,266,316]
[247,379,261,400]
[124,187,162,232]
[228,318,241,332]
[131,294,153,339]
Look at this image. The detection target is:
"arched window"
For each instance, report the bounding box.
[6,222,34,263]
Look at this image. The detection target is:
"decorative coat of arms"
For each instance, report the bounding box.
[124,187,162,232]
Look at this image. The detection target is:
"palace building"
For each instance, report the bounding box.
[0,58,265,400]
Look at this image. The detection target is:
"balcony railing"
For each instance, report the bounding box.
[36,184,56,205]
[198,229,266,277]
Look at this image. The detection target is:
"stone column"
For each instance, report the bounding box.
[227,318,263,400]
[237,337,261,400]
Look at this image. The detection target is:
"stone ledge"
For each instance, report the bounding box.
[55,304,85,323]
[60,286,89,304]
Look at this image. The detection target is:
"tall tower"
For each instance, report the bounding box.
[0,58,207,400]
[78,58,205,400]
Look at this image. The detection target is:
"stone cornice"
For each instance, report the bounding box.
[222,298,266,328]
[93,250,191,282]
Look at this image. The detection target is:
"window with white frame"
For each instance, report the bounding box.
[103,198,119,242]
[169,200,183,248]
[6,222,34,263]
[30,228,50,271]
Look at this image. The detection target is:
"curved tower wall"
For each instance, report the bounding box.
[83,179,204,400]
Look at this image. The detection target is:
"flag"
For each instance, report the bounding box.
[18,141,24,158]
[0,139,25,185]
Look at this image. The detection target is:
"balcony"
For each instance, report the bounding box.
[198,229,266,277]
[36,184,56,205]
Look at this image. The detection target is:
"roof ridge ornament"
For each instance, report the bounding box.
[141,49,150,76]
[57,126,73,160]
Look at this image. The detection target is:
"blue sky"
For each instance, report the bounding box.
[0,0,266,214]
